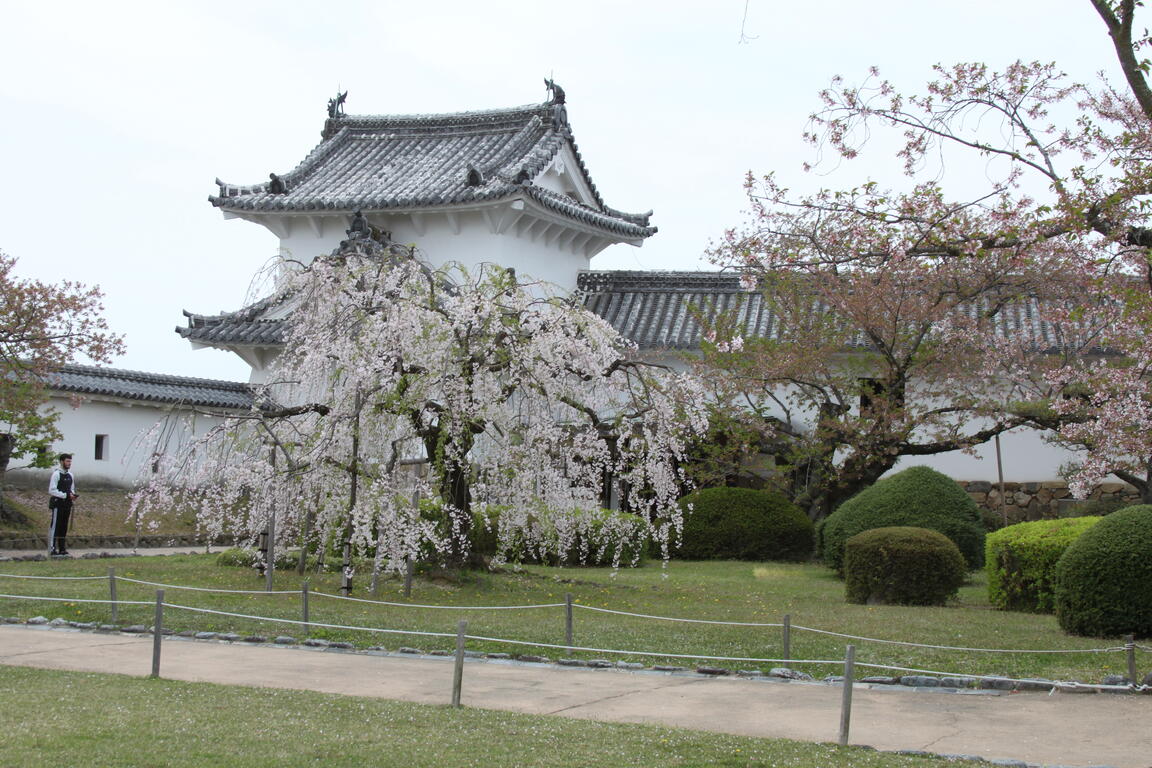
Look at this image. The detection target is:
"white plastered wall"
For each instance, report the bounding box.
[8,394,225,489]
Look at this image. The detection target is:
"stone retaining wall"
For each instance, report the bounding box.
[957,480,1142,525]
[0,533,234,551]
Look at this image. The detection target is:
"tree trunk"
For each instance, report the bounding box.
[441,461,473,568]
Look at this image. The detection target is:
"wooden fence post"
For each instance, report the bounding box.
[451,620,468,707]
[302,582,310,636]
[782,614,791,669]
[151,589,165,679]
[108,567,118,624]
[565,593,574,655]
[838,644,856,747]
[1126,634,1137,685]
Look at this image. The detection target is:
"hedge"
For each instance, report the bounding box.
[818,466,985,574]
[844,526,966,606]
[674,487,813,561]
[985,517,1100,613]
[1054,505,1152,638]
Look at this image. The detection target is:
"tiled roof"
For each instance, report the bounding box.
[179,269,1081,355]
[176,290,290,346]
[48,364,254,410]
[577,270,1077,352]
[209,99,655,240]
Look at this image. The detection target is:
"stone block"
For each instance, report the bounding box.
[696,666,731,675]
[978,677,1015,690]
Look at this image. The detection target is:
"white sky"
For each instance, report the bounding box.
[0,1,1120,382]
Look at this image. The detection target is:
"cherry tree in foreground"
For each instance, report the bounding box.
[132,237,707,584]
[704,0,1152,511]
[0,251,123,524]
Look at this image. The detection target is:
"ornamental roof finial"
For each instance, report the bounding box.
[327,90,348,119]
[544,78,565,105]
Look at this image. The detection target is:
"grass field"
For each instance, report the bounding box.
[0,555,1138,684]
[0,666,975,767]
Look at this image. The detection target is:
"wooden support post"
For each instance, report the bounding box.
[565,593,574,655]
[1126,634,1137,685]
[839,644,856,747]
[108,567,118,625]
[151,589,165,679]
[302,582,310,636]
[782,614,791,669]
[451,620,468,707]
[265,515,276,592]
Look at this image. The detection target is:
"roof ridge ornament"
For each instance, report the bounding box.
[268,173,287,194]
[544,78,569,134]
[544,78,565,105]
[327,90,348,119]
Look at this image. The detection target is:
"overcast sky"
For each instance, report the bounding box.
[0,1,1120,382]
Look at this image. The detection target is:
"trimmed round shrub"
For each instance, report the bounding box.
[985,517,1101,613]
[819,466,985,574]
[1054,505,1152,638]
[674,487,813,561]
[844,527,966,606]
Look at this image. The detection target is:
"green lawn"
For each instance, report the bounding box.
[0,666,973,767]
[0,555,1135,683]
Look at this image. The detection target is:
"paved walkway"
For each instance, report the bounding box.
[1,625,1148,767]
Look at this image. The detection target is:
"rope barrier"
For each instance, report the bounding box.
[3,588,1144,692]
[0,592,151,606]
[0,574,1140,660]
[789,624,1120,654]
[0,573,108,581]
[311,591,564,610]
[163,603,457,640]
[116,577,297,595]
[574,604,783,627]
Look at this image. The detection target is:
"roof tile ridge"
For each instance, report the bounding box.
[522,186,656,235]
[487,115,552,181]
[561,129,606,211]
[331,102,551,127]
[54,363,250,390]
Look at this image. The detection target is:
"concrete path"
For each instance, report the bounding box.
[1,625,1148,767]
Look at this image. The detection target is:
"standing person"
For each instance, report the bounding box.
[48,453,78,556]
